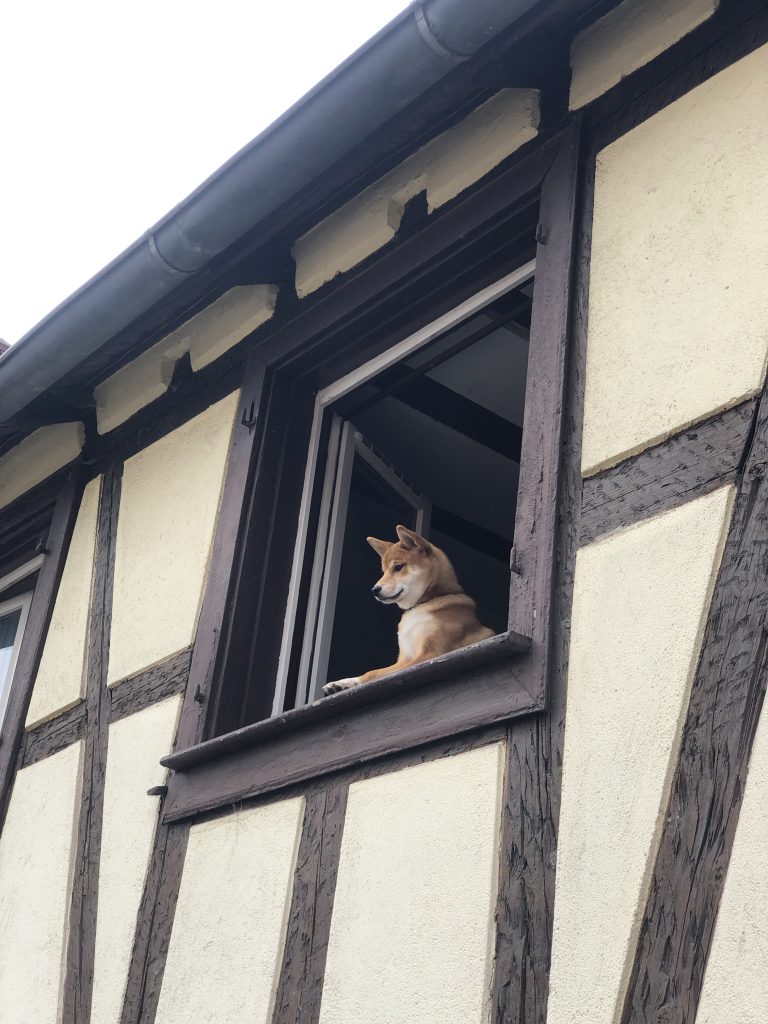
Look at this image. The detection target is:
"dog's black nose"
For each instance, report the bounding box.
[371,585,382,596]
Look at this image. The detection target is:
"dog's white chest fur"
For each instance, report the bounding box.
[397,606,432,660]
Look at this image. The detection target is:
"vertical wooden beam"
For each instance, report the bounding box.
[173,355,268,750]
[0,467,83,829]
[493,132,588,1024]
[507,120,581,702]
[63,463,122,1023]
[621,387,768,1024]
[272,783,348,1024]
[121,818,191,1024]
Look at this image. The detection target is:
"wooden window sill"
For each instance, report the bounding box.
[161,629,539,823]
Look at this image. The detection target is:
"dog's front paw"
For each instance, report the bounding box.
[322,677,361,695]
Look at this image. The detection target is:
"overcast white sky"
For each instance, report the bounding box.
[0,0,409,344]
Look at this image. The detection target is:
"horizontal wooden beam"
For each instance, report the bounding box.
[580,398,757,545]
[19,700,86,769]
[110,647,192,723]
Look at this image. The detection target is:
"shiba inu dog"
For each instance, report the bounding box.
[323,524,493,694]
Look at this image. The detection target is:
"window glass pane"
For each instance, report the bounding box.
[0,608,22,696]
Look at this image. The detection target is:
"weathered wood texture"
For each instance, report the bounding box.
[110,648,192,723]
[19,700,86,768]
[121,820,191,1024]
[506,123,578,706]
[63,465,121,1024]
[173,357,266,750]
[492,120,584,1024]
[272,784,348,1024]
[621,387,768,1024]
[581,399,757,545]
[0,469,82,828]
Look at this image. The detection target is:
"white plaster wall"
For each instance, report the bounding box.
[582,42,768,475]
[25,476,101,728]
[294,89,539,297]
[570,0,718,110]
[319,743,504,1024]
[547,486,734,1024]
[0,741,83,1024]
[91,696,181,1024]
[95,286,277,434]
[0,422,84,511]
[154,796,304,1024]
[696,698,768,1024]
[107,391,238,686]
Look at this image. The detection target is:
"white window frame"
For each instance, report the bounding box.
[297,419,430,707]
[0,556,43,729]
[272,257,536,715]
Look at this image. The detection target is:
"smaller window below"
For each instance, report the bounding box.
[0,557,38,727]
[283,269,534,708]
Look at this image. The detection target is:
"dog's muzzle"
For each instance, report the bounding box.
[372,586,403,604]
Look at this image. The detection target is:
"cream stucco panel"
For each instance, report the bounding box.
[570,0,718,110]
[107,391,238,686]
[91,696,181,1024]
[154,796,304,1024]
[0,422,84,511]
[294,88,539,297]
[95,286,277,434]
[0,741,83,1024]
[582,41,768,475]
[547,486,734,1024]
[696,697,768,1024]
[26,476,101,728]
[320,743,504,1024]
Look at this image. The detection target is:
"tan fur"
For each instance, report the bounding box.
[323,525,493,694]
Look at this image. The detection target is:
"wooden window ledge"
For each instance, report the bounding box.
[161,629,539,822]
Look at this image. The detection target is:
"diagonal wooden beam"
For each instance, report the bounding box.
[621,385,768,1024]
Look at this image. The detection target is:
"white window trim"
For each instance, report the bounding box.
[0,592,33,728]
[272,257,535,715]
[0,555,43,728]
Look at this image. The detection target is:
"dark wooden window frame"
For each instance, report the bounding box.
[163,121,580,823]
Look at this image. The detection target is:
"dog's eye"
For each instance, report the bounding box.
[392,563,405,572]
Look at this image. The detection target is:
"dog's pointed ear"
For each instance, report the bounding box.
[367,536,391,558]
[396,525,431,552]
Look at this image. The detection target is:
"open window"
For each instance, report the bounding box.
[276,262,534,709]
[169,125,577,785]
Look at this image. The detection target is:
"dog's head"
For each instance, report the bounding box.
[366,525,434,610]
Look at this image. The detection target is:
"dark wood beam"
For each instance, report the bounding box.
[272,784,348,1024]
[19,701,86,769]
[63,464,121,1024]
[581,398,757,545]
[621,386,768,1024]
[372,365,523,461]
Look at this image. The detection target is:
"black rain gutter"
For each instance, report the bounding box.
[0,0,541,424]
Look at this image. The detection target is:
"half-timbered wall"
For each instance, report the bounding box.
[2,1,768,1022]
